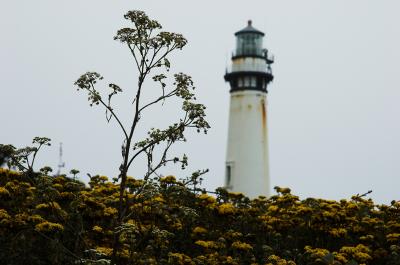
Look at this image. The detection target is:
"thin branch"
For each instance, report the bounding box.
[127,44,141,72]
[88,83,128,139]
[125,113,188,171]
[144,140,173,179]
[148,47,174,69]
[123,142,174,222]
[30,143,43,170]
[354,190,373,199]
[25,155,31,171]
[138,90,176,113]
[147,46,163,70]
[141,28,152,69]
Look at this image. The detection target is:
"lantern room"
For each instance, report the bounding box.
[234,20,265,57]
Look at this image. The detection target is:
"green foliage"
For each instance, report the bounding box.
[1,168,400,265]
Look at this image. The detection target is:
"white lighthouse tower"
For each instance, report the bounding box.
[224,20,274,198]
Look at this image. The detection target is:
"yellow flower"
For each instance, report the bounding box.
[304,246,330,259]
[359,235,374,241]
[0,187,10,197]
[340,244,372,263]
[96,247,113,256]
[354,252,372,263]
[160,175,177,184]
[231,241,253,251]
[35,203,49,210]
[52,183,63,191]
[168,252,193,264]
[333,252,348,263]
[126,177,144,187]
[172,221,183,230]
[346,203,358,210]
[193,226,207,234]
[99,176,109,182]
[218,203,235,215]
[35,221,64,232]
[225,256,235,264]
[195,240,219,249]
[93,225,103,232]
[266,255,295,265]
[103,207,118,217]
[329,228,347,238]
[28,214,45,223]
[198,193,216,204]
[153,196,165,203]
[268,205,279,212]
[35,202,62,211]
[60,191,74,199]
[297,205,312,214]
[386,233,400,243]
[0,209,10,222]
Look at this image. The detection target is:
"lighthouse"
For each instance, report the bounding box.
[224,20,274,198]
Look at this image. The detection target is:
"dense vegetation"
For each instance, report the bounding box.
[1,168,399,265]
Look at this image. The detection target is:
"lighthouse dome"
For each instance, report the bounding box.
[234,20,264,57]
[235,20,265,36]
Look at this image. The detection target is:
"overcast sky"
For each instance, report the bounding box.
[1,1,399,204]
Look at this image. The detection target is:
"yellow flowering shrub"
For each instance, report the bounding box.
[1,169,400,265]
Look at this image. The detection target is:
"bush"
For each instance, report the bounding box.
[0,168,399,265]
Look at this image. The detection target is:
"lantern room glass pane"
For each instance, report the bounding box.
[236,33,263,56]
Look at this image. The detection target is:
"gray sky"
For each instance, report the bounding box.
[1,1,399,204]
